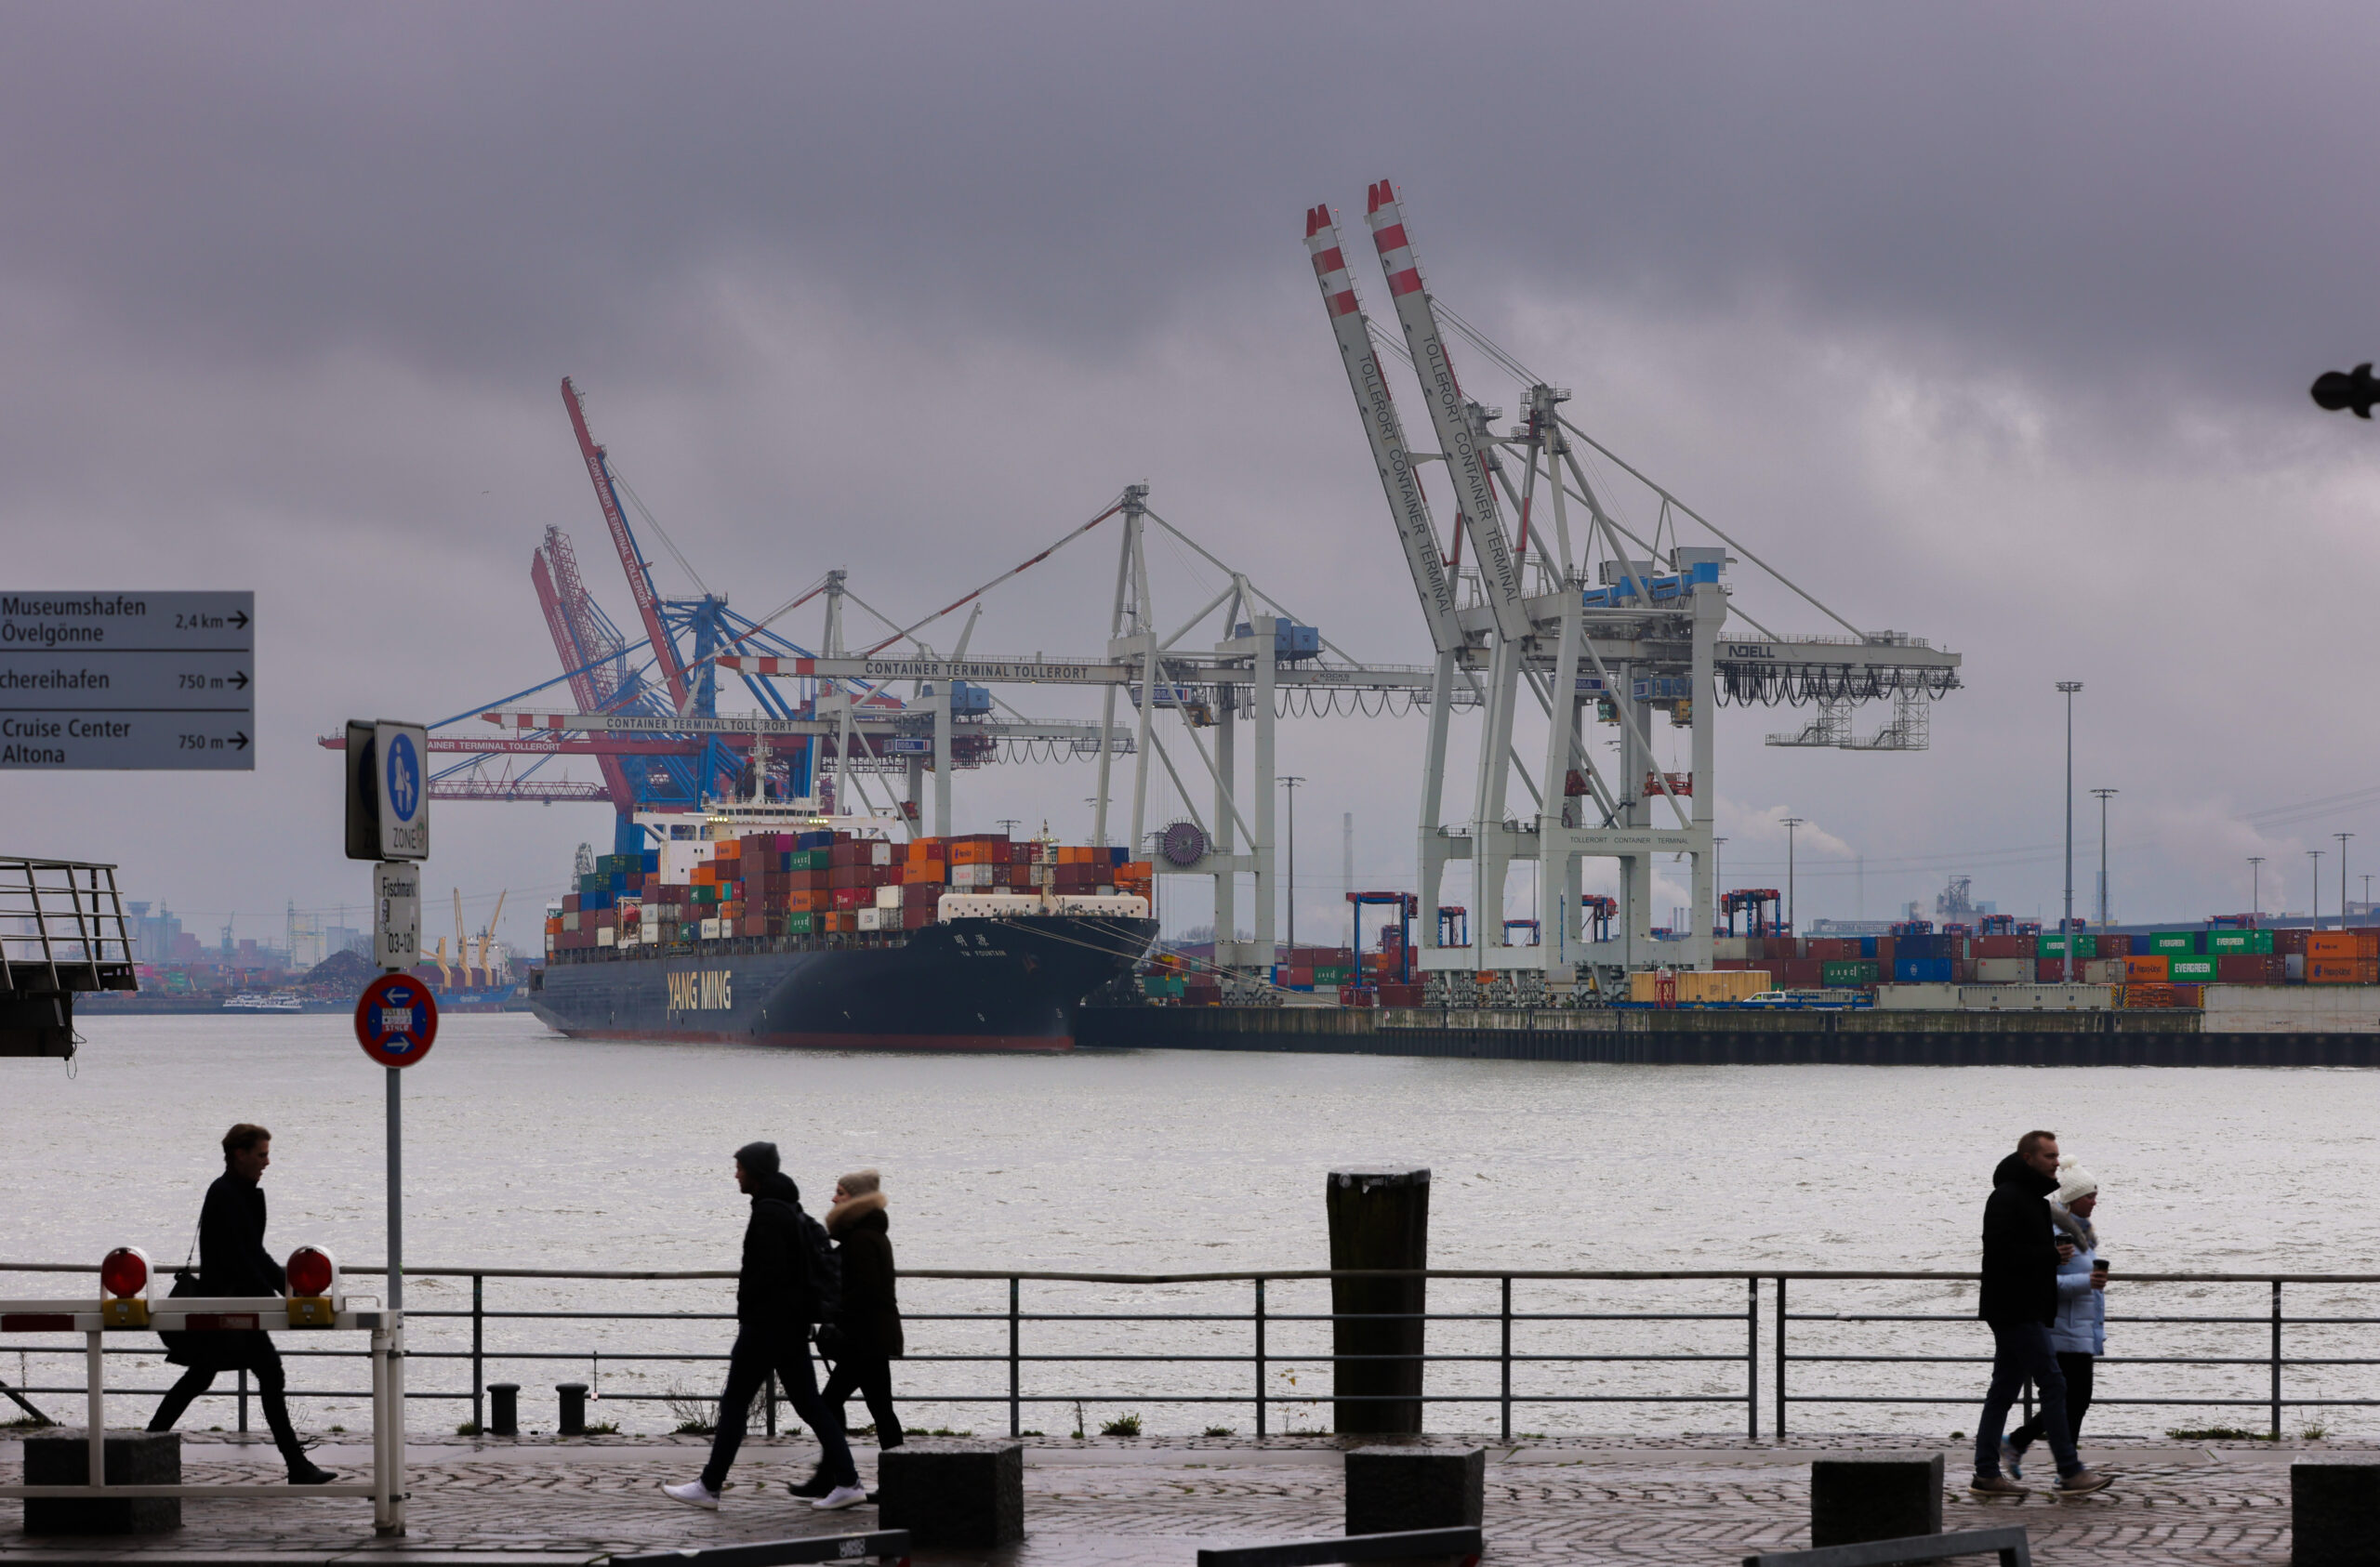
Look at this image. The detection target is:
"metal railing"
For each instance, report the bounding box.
[0,856,136,994]
[7,1264,2379,1441]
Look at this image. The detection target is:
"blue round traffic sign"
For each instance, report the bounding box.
[384,732,422,823]
[355,973,438,1067]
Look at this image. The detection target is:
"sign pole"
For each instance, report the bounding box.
[386,1064,403,1311]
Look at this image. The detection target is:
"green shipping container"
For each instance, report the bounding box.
[692,885,721,905]
[2037,933,2097,957]
[1821,960,1881,986]
[1314,966,1353,983]
[2207,929,2275,954]
[2167,956,2218,981]
[1142,974,1186,998]
[2147,931,2199,955]
[794,849,833,871]
[785,912,814,935]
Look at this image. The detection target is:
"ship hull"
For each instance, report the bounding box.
[528,915,1156,1051]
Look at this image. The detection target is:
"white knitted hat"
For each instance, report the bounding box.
[2055,1154,2098,1205]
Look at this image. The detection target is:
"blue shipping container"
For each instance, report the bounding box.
[1894,957,1952,982]
[1859,936,1879,957]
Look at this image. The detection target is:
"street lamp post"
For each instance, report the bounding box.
[2056,682,2082,982]
[1279,775,1304,959]
[2311,849,2325,927]
[2249,856,2266,919]
[1780,818,1805,935]
[2091,788,2118,928]
[2337,834,2354,930]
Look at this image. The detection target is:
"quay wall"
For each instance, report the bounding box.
[1077,1004,2380,1066]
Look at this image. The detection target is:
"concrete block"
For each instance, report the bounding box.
[1346,1445,1485,1534]
[22,1429,181,1534]
[878,1440,1024,1547]
[2294,1462,2380,1566]
[1809,1454,1944,1548]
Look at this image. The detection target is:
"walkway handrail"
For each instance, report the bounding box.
[12,1261,2380,1284]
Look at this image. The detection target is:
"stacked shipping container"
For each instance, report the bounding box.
[1706,923,2380,999]
[548,834,1151,955]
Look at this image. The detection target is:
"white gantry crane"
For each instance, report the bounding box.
[1308,178,1960,999]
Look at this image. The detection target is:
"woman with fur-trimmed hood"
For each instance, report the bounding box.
[2002,1156,2108,1478]
[802,1170,905,1487]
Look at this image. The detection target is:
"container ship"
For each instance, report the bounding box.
[529,812,1156,1051]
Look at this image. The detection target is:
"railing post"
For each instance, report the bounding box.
[470,1273,484,1437]
[1499,1275,1512,1443]
[238,1365,249,1433]
[1253,1276,1267,1439]
[1008,1276,1021,1441]
[2271,1278,2283,1442]
[1746,1275,1758,1442]
[1772,1276,1786,1441]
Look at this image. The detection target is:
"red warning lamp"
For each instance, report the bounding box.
[285,1245,337,1299]
[99,1246,153,1328]
[99,1246,151,1299]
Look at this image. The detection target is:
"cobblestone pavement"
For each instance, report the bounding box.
[0,1432,2341,1564]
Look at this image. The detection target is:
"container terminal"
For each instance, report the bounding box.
[120,180,2347,1065]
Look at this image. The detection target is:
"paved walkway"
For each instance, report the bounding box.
[0,1431,2338,1564]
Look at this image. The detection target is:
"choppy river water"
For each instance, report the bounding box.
[6,1015,2376,1437]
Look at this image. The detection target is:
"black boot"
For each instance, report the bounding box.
[261,1389,335,1484]
[787,1468,833,1498]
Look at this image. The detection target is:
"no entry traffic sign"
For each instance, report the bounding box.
[355,973,438,1067]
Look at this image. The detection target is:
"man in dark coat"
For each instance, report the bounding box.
[145,1124,335,1484]
[664,1142,861,1511]
[1970,1130,2109,1495]
[799,1169,905,1497]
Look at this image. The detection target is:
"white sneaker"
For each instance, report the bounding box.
[662,1478,721,1510]
[812,1484,868,1510]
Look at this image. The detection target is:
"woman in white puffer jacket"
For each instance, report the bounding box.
[2003,1157,2106,1479]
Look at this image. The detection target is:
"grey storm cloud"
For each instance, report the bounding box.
[5,2,2374,387]
[6,1,2379,944]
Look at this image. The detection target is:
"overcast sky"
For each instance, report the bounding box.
[7,1,2380,955]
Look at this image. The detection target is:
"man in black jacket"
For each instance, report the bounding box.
[664,1142,861,1511]
[1970,1130,2109,1495]
[145,1124,335,1485]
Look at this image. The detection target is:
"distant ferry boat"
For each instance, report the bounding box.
[222,992,304,1013]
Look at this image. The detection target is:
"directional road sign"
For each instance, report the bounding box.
[354,973,438,1068]
[0,591,255,769]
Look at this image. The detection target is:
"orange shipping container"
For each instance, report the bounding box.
[902,863,945,886]
[950,841,995,865]
[2306,958,2376,984]
[2123,955,2170,981]
[2309,932,2356,959]
[907,838,948,863]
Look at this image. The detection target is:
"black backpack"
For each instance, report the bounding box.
[763,1198,842,1326]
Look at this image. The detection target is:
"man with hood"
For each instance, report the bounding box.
[1970,1129,2110,1495]
[664,1142,863,1511]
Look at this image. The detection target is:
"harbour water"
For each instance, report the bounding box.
[7,1016,2378,1436]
